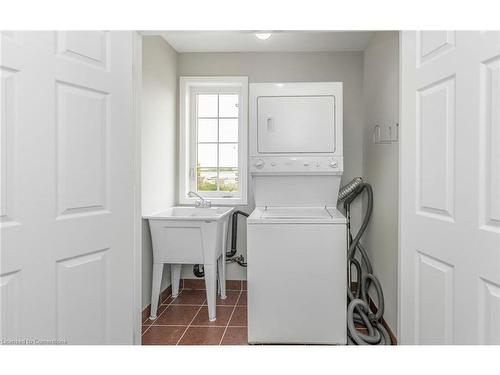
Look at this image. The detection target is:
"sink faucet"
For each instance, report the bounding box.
[188,191,212,208]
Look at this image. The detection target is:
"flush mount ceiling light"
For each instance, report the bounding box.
[255,32,272,40]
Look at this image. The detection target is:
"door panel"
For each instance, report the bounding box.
[418,31,455,65]
[0,31,136,344]
[0,67,18,224]
[478,278,500,344]
[0,270,21,340]
[56,249,108,344]
[55,80,109,217]
[480,55,500,231]
[415,251,454,344]
[400,31,500,344]
[56,31,109,69]
[416,75,455,220]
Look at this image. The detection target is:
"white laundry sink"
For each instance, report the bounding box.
[148,206,233,220]
[144,206,234,322]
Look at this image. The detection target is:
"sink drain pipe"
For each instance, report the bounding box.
[192,210,249,277]
[226,210,249,267]
[192,264,204,278]
[338,177,391,345]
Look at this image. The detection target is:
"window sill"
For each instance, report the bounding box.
[179,196,248,207]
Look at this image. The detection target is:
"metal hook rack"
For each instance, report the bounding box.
[372,123,399,144]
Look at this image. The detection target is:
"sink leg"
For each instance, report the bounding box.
[171,264,182,298]
[150,263,163,320]
[217,256,226,299]
[204,264,217,321]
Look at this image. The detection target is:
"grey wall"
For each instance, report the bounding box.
[178,51,365,280]
[141,36,178,308]
[362,32,399,334]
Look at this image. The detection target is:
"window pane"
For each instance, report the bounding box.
[197,94,217,117]
[219,94,239,117]
[219,168,239,192]
[197,119,217,142]
[197,144,217,167]
[197,168,217,191]
[219,143,238,167]
[219,119,238,142]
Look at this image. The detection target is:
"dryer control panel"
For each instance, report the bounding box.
[249,156,343,174]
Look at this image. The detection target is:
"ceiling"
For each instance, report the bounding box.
[142,31,374,53]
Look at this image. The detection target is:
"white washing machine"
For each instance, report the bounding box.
[247,82,347,344]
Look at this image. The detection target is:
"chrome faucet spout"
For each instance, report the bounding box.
[188,191,212,208]
[188,191,203,200]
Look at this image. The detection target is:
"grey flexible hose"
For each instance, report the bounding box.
[338,178,391,345]
[338,177,364,201]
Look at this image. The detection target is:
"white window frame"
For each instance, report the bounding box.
[179,76,248,206]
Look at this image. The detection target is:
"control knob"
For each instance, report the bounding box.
[254,159,265,169]
[328,160,338,168]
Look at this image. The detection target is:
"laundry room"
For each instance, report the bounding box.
[3,1,500,373]
[140,31,400,345]
[2,25,499,355]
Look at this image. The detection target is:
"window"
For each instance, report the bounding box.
[179,77,248,205]
[196,93,239,193]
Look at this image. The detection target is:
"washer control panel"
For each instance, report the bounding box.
[250,156,343,174]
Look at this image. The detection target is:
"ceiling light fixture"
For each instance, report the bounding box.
[255,32,272,40]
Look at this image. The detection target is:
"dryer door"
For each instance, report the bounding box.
[257,95,336,153]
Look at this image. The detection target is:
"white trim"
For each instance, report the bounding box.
[397,30,404,344]
[179,76,248,206]
[132,31,142,345]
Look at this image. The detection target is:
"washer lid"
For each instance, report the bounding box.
[248,206,346,224]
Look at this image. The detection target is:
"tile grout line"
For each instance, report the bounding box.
[165,303,237,307]
[142,283,246,344]
[143,291,240,328]
[142,290,176,336]
[218,288,243,345]
[141,286,183,338]
[175,297,207,345]
[158,324,228,328]
[142,288,175,325]
[181,290,242,292]
[149,324,246,328]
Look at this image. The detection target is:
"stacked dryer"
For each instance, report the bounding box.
[247,82,347,344]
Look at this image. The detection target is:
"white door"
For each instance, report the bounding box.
[1,31,136,344]
[400,31,500,344]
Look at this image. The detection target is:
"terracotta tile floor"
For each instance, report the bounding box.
[142,279,395,345]
[142,280,248,345]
